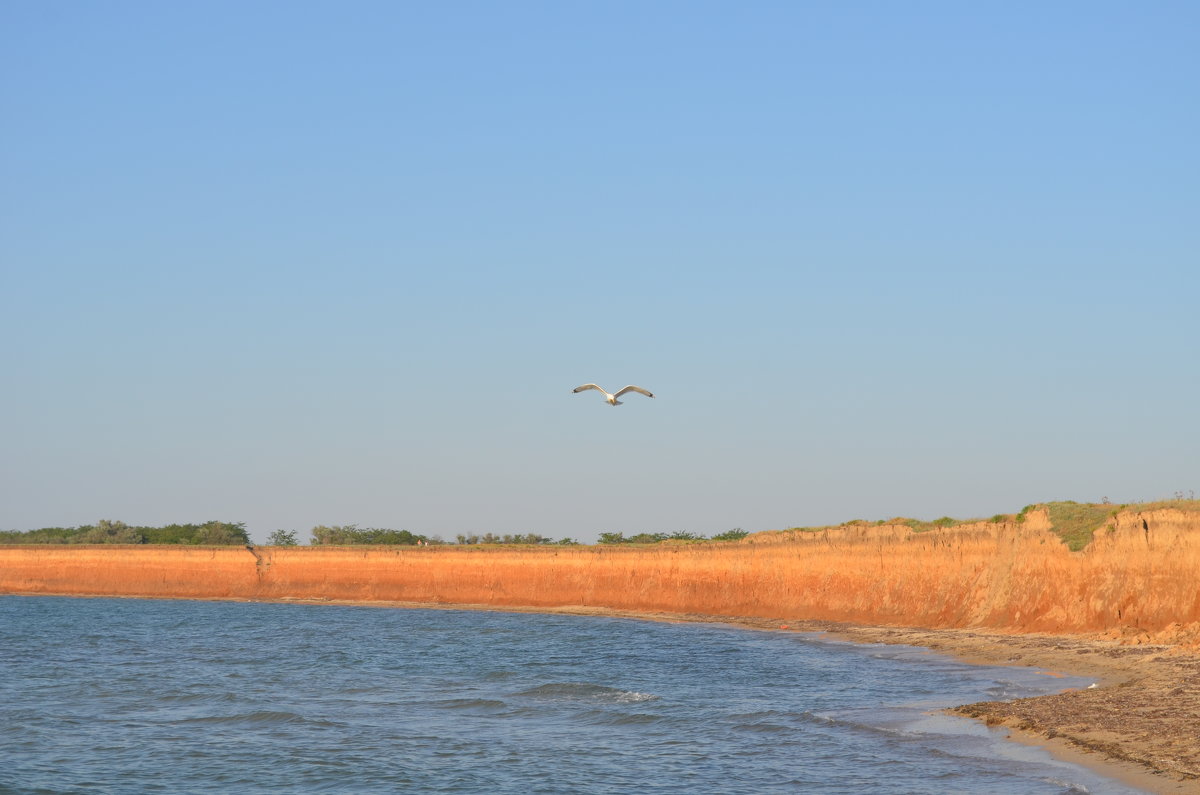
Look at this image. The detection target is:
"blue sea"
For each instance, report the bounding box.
[0,596,1141,794]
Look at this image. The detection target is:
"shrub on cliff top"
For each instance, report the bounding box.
[0,527,83,544]
[711,528,749,541]
[1042,501,1117,552]
[895,516,979,533]
[626,532,669,544]
[454,532,556,545]
[76,520,145,544]
[310,525,427,545]
[194,521,250,546]
[266,529,299,546]
[0,519,247,545]
[1122,496,1200,513]
[1001,499,1200,551]
[596,531,716,544]
[141,521,248,545]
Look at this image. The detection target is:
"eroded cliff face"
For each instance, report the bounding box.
[2,509,1198,640]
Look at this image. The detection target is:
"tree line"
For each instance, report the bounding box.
[454,533,577,546]
[268,528,748,546]
[1,521,750,546]
[598,529,749,543]
[0,519,249,545]
[308,525,427,545]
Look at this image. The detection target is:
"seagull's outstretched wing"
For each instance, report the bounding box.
[573,383,607,395]
[613,385,654,399]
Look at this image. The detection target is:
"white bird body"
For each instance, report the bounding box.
[572,383,655,406]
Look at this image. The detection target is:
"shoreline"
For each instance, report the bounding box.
[9,592,1198,792]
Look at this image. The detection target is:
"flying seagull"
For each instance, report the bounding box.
[572,383,655,406]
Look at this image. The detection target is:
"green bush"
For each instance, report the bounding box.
[0,519,247,545]
[1043,501,1114,552]
[76,520,145,544]
[266,529,299,546]
[454,532,554,545]
[310,525,426,545]
[711,528,749,541]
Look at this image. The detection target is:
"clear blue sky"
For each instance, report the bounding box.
[3,1,1196,543]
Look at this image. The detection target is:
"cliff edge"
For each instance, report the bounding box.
[3,507,1198,641]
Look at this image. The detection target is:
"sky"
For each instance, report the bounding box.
[2,1,1197,544]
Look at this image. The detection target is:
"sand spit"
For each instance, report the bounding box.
[806,622,1200,793]
[3,506,1199,789]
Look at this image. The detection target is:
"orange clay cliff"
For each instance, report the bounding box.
[2,508,1198,642]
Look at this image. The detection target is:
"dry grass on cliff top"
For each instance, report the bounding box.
[774,499,1200,552]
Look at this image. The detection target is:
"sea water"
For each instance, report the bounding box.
[0,596,1141,794]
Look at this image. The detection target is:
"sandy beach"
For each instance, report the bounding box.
[801,621,1200,794]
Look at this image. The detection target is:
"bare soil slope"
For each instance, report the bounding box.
[3,507,1198,639]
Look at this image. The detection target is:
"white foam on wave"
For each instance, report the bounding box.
[515,682,660,703]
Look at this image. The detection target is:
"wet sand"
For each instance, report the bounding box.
[796,622,1200,794]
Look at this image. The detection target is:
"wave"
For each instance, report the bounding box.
[727,709,814,734]
[433,698,509,712]
[156,691,243,705]
[984,679,1037,700]
[481,670,517,682]
[574,708,669,727]
[514,683,659,703]
[175,710,327,726]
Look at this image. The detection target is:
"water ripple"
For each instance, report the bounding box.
[0,596,1142,795]
[514,682,659,703]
